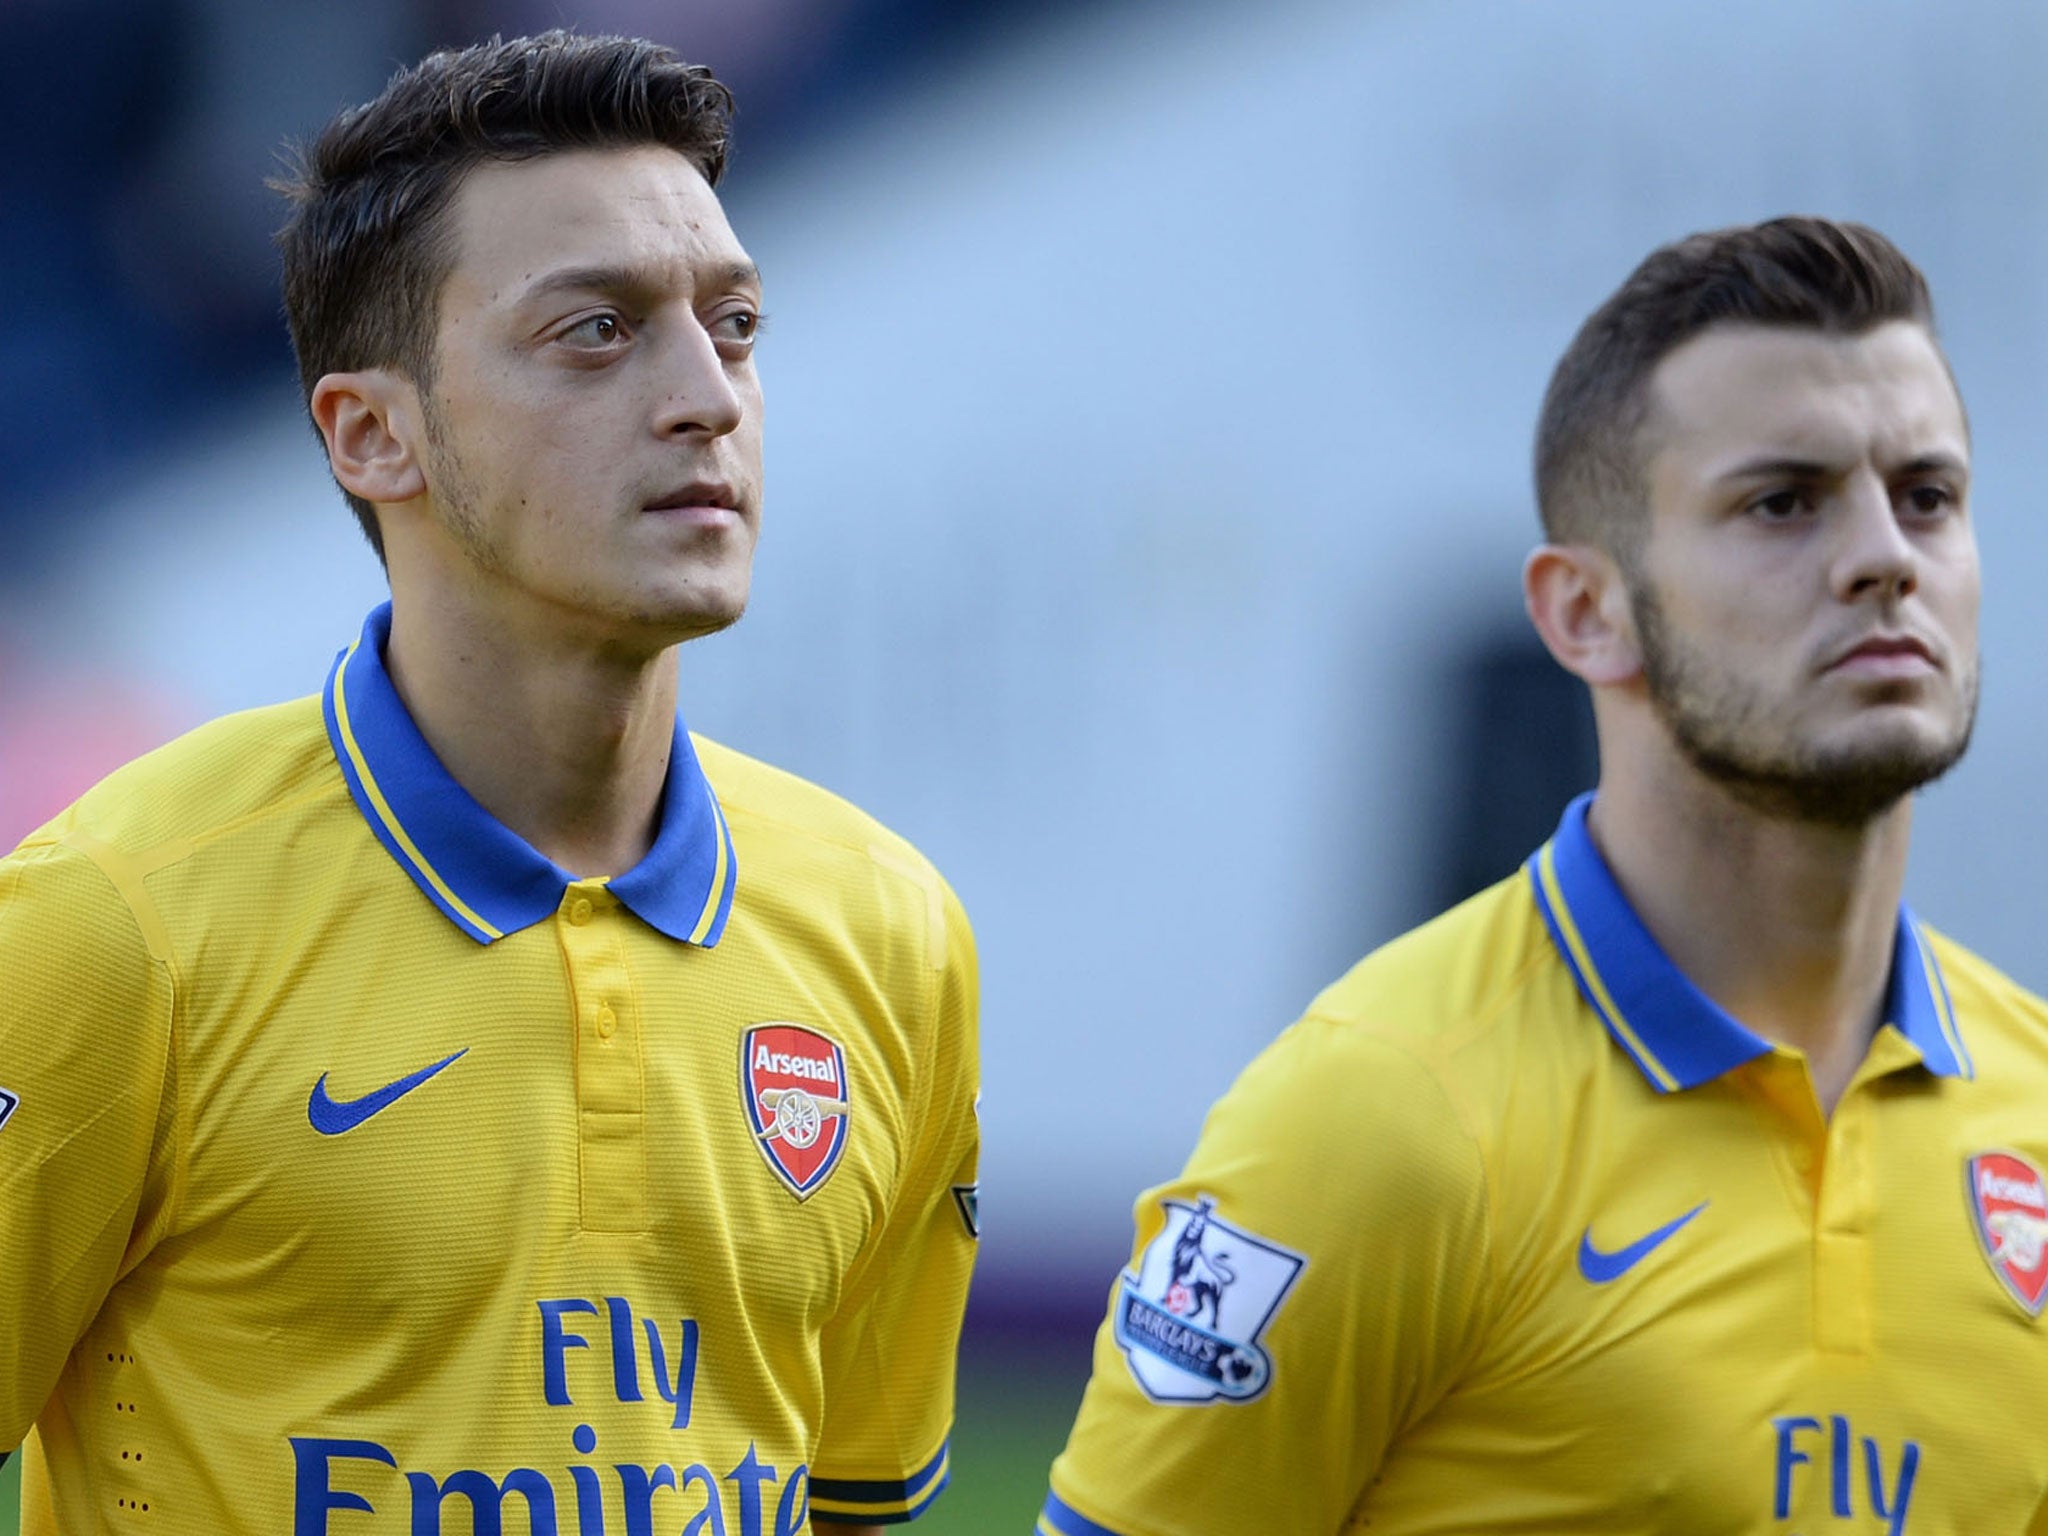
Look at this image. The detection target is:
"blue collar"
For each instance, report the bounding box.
[1527,792,1971,1091]
[320,603,737,947]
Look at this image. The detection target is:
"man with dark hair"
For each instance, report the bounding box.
[0,32,976,1535]
[1039,217,2048,1534]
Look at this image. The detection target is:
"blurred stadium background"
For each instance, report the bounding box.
[8,0,2048,1529]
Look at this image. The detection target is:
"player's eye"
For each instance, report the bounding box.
[1748,488,1813,522]
[1900,482,1956,517]
[710,309,766,352]
[559,313,626,347]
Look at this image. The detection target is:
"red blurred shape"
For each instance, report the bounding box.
[0,645,193,851]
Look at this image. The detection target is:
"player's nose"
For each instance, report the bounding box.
[1832,470,1917,602]
[651,321,745,440]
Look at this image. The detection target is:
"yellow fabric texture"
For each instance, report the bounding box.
[1047,869,2048,1535]
[0,699,978,1534]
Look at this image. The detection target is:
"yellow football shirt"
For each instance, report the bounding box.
[0,603,979,1534]
[1043,793,2048,1535]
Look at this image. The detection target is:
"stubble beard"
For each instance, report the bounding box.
[1630,578,1977,830]
[418,388,753,642]
[418,390,512,578]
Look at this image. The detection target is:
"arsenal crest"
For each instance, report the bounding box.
[742,1024,850,1200]
[1967,1150,2048,1315]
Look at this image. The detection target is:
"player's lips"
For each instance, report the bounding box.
[1822,632,1940,679]
[642,481,743,519]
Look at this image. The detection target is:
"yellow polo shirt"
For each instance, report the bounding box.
[1,603,979,1534]
[1043,794,2048,1534]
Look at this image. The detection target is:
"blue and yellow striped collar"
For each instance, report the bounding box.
[320,603,738,948]
[1528,792,1970,1091]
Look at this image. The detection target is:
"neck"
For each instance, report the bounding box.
[1588,743,1911,1113]
[382,586,681,880]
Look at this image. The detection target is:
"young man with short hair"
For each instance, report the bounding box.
[1039,217,2048,1533]
[0,33,977,1535]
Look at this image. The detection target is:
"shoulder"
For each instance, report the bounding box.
[4,697,343,1000]
[1154,953,1508,1398]
[694,734,970,970]
[1272,869,1574,1116]
[1197,874,1561,1195]
[1200,1015,1486,1229]
[15,695,340,866]
[1920,925,2048,1015]
[1917,924,2048,1062]
[1193,865,1597,1249]
[1309,870,1556,1042]
[694,733,939,876]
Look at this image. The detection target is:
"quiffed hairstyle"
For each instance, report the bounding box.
[1535,216,1936,557]
[273,31,735,560]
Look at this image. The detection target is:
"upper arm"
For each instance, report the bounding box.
[1043,1019,1494,1535]
[810,876,980,1526]
[0,839,175,1444]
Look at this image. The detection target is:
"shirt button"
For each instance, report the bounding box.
[1791,1146,1815,1175]
[596,1005,617,1039]
[568,898,594,926]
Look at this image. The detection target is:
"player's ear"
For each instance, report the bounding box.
[1523,542,1642,687]
[310,370,428,506]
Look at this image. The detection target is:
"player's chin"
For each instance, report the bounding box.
[635,584,751,645]
[1816,708,1970,781]
[1848,691,1967,743]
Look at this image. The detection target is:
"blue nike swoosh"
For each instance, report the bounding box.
[308,1049,469,1136]
[1577,1201,1708,1283]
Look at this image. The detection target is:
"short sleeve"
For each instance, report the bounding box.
[0,836,176,1444]
[811,878,980,1525]
[1042,1016,1493,1536]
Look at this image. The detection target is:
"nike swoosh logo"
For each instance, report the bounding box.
[1577,1201,1708,1283]
[308,1049,468,1136]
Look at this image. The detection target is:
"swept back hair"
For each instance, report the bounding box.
[273,31,735,560]
[1534,217,1936,560]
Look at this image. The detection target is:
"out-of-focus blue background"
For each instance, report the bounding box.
[8,0,2048,1528]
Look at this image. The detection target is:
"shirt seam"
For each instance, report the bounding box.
[110,774,351,883]
[814,874,951,1476]
[1295,1009,1504,1393]
[44,833,187,1272]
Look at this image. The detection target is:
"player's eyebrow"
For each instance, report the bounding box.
[518,258,763,304]
[1895,450,1969,479]
[1713,448,1968,484]
[1713,455,1837,484]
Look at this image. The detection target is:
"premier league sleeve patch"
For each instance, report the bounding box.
[1114,1195,1306,1404]
[743,1023,851,1201]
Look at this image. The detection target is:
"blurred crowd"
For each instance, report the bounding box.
[0,0,1072,846]
[0,0,1066,567]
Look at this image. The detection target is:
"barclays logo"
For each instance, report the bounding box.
[1114,1195,1306,1405]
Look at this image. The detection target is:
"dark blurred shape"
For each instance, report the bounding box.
[109,0,429,386]
[1,0,194,561]
[3,0,1093,577]
[0,0,428,571]
[1433,630,1598,909]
